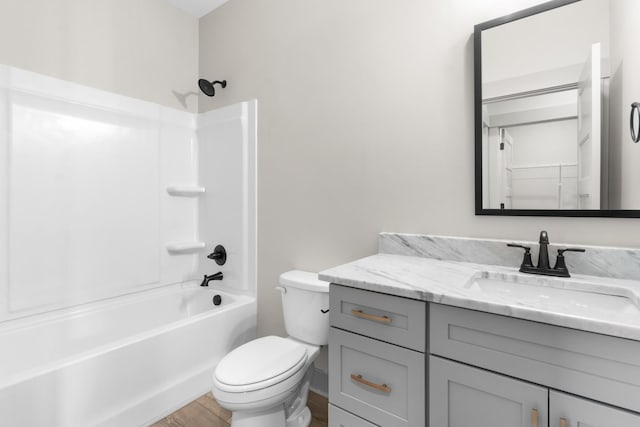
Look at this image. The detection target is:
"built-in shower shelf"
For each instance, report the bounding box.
[166,186,206,197]
[166,241,206,254]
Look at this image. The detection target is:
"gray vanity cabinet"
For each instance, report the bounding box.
[430,303,640,427]
[328,284,427,427]
[430,356,548,427]
[550,391,640,427]
[329,405,377,427]
[430,356,640,427]
[328,284,640,426]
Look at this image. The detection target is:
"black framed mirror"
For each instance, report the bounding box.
[475,0,640,217]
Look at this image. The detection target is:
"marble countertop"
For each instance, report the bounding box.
[319,254,640,341]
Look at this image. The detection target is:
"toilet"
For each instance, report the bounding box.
[212,270,330,427]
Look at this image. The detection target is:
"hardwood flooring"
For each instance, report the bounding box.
[151,391,328,427]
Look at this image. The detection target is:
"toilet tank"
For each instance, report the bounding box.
[279,270,330,346]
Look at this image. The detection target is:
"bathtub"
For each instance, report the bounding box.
[0,284,256,426]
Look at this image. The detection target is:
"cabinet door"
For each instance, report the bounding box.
[430,356,548,427]
[329,404,377,427]
[549,390,640,427]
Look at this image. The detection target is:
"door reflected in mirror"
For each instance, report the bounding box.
[475,0,640,216]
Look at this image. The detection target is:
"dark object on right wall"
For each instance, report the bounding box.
[630,102,640,142]
[198,78,227,97]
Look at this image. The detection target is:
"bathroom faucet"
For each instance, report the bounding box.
[537,230,550,270]
[200,271,223,287]
[507,231,585,277]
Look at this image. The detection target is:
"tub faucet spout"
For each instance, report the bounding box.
[200,271,223,287]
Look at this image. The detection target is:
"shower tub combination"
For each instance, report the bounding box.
[0,67,258,426]
[0,284,256,426]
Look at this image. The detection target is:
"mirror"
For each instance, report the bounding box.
[475,0,640,217]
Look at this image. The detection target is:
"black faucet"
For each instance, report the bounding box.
[200,271,223,286]
[536,230,550,270]
[207,245,227,266]
[508,231,585,278]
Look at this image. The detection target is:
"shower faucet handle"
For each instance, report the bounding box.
[207,245,227,266]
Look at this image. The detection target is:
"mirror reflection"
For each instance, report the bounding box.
[478,0,640,213]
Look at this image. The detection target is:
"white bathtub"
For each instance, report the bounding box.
[0,284,256,426]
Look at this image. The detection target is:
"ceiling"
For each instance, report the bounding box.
[165,0,230,18]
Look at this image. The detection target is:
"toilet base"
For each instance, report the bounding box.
[286,406,311,427]
[284,368,313,427]
[229,404,312,427]
[231,405,285,427]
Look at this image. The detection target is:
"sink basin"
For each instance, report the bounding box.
[465,272,640,319]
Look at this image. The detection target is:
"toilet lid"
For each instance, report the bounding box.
[215,336,308,391]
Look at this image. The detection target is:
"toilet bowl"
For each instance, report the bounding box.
[211,270,330,427]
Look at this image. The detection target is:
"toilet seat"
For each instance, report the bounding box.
[214,336,308,393]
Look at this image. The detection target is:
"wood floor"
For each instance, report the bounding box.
[151,391,328,427]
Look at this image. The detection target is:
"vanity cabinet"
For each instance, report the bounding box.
[431,356,640,427]
[430,356,548,427]
[327,283,640,426]
[328,284,427,427]
[430,303,640,427]
[329,405,377,427]
[549,390,640,427]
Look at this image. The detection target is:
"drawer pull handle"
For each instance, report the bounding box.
[560,418,567,427]
[350,374,392,393]
[351,309,392,324]
[531,409,538,427]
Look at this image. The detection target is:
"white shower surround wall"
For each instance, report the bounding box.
[0,64,257,318]
[1,67,192,318]
[196,101,257,292]
[0,65,258,424]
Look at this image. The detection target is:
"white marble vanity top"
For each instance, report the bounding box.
[319,252,640,341]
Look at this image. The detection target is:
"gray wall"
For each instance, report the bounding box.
[0,0,199,112]
[198,0,639,340]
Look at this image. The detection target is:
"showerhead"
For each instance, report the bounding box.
[198,79,227,97]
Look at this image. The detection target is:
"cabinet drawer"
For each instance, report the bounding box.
[430,303,640,413]
[329,404,377,427]
[330,284,426,352]
[329,327,425,427]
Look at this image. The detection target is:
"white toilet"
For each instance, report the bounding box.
[212,270,330,427]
